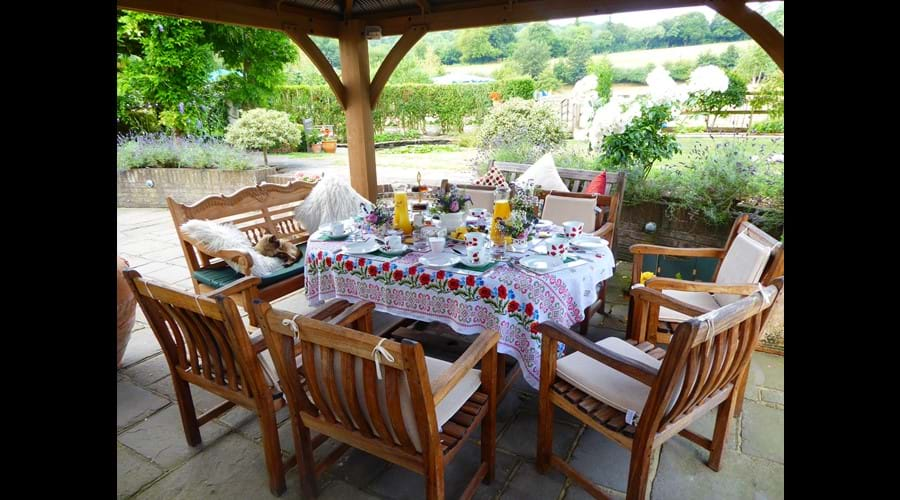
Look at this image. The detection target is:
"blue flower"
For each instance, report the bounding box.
[178,102,185,114]
[509,290,516,299]
[476,278,484,286]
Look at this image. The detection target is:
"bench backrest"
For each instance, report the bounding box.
[167,180,315,275]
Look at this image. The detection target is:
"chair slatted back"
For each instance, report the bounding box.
[256,301,440,464]
[124,270,268,406]
[631,279,783,438]
[167,180,315,274]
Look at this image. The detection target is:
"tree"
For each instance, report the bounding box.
[554,26,592,84]
[457,28,501,63]
[204,24,297,109]
[536,67,562,91]
[735,45,778,85]
[487,25,518,58]
[387,56,432,84]
[511,39,551,78]
[588,57,613,103]
[709,14,746,42]
[593,29,615,53]
[719,45,741,69]
[224,108,301,166]
[313,36,341,69]
[765,4,784,33]
[519,23,565,58]
[688,71,747,129]
[663,12,710,46]
[437,45,462,65]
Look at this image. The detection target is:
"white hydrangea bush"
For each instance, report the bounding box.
[687,65,729,95]
[225,108,302,166]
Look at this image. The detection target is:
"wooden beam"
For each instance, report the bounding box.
[369,25,428,108]
[367,0,712,36]
[344,0,354,20]
[340,20,378,202]
[708,0,784,72]
[284,29,347,109]
[117,0,341,37]
[414,0,431,14]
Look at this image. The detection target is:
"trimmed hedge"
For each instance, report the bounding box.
[272,79,534,141]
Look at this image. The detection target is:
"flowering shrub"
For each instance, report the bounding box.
[476,98,566,164]
[224,108,302,166]
[116,134,257,170]
[685,66,747,129]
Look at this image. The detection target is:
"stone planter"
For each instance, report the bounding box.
[310,143,322,153]
[424,124,442,136]
[117,257,137,368]
[117,166,277,208]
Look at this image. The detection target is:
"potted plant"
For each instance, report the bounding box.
[322,135,337,154]
[117,257,137,368]
[307,129,323,153]
[430,185,472,230]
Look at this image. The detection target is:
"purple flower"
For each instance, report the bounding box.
[157,24,164,32]
[450,200,459,212]
[365,213,378,224]
[178,102,185,114]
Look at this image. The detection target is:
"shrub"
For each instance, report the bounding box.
[224,108,301,166]
[476,98,567,164]
[749,118,784,134]
[663,59,696,81]
[536,67,563,91]
[374,130,421,142]
[612,64,655,84]
[551,144,597,171]
[117,134,257,170]
[588,57,614,103]
[687,70,747,129]
[495,78,536,100]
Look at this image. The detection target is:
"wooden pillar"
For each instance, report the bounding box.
[339,20,377,202]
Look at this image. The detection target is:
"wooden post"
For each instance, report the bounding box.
[339,20,377,202]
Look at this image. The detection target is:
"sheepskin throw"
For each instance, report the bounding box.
[180,219,285,277]
[515,153,570,192]
[294,175,373,233]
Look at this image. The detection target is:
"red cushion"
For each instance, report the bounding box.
[584,171,607,195]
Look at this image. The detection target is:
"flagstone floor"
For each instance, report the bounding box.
[117,208,784,499]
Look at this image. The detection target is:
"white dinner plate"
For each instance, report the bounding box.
[519,254,563,271]
[342,239,380,254]
[534,219,554,228]
[570,235,609,250]
[418,253,461,268]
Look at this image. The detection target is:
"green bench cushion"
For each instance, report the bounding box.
[193,244,306,289]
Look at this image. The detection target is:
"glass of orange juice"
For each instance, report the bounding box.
[490,185,511,246]
[393,183,412,235]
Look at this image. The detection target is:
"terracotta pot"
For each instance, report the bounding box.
[117,257,138,368]
[322,140,337,153]
[310,143,322,153]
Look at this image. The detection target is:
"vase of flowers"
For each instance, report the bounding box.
[431,185,471,230]
[362,202,394,236]
[498,210,533,252]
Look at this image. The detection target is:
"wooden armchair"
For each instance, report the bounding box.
[629,215,784,344]
[123,269,294,496]
[167,180,316,326]
[252,299,500,500]
[536,278,784,499]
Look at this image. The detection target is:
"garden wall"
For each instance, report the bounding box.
[615,202,734,259]
[117,167,277,208]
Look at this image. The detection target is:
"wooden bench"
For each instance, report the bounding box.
[167,179,316,325]
[489,160,627,249]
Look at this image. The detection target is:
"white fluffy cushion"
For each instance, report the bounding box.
[515,153,569,192]
[180,219,285,277]
[294,175,374,233]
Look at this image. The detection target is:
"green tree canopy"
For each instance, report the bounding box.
[554,25,592,84]
[457,28,501,64]
[709,14,746,41]
[511,39,551,78]
[487,25,519,57]
[519,23,565,58]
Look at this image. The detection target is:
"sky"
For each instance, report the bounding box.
[548,2,781,27]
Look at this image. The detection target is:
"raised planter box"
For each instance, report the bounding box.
[615,201,733,260]
[117,167,277,208]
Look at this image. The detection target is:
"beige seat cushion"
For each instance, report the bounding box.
[541,195,598,232]
[465,188,496,211]
[311,349,481,453]
[515,153,570,192]
[658,289,721,323]
[556,337,662,418]
[713,232,773,306]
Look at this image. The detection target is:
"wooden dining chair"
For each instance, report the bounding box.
[628,215,784,345]
[439,181,496,211]
[252,298,500,500]
[536,278,784,499]
[123,269,293,496]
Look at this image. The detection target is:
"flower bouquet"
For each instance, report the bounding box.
[510,180,542,224]
[430,185,472,230]
[498,209,533,251]
[362,202,394,236]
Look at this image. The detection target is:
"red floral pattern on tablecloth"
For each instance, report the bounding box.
[303,235,614,388]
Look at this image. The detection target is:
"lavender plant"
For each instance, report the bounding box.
[116,133,258,170]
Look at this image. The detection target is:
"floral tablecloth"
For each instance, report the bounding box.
[303,232,615,388]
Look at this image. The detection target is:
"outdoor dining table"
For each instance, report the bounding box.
[302,225,616,389]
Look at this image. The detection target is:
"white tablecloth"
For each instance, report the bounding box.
[303,232,615,388]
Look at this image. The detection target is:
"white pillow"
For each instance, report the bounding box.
[515,153,569,192]
[180,219,285,277]
[294,175,374,233]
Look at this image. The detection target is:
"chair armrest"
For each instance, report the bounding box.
[431,329,500,406]
[645,277,761,296]
[629,244,726,259]
[538,321,657,386]
[592,222,613,240]
[630,285,710,317]
[205,276,262,298]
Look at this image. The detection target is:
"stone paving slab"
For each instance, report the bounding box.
[146,376,227,414]
[123,354,171,387]
[117,380,169,430]
[568,428,634,492]
[120,328,162,369]
[118,443,165,499]
[119,405,232,469]
[740,402,784,464]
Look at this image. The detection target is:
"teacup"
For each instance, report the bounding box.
[328,221,347,236]
[383,234,402,251]
[546,236,570,258]
[466,245,491,265]
[428,236,446,254]
[562,221,584,239]
[465,232,488,248]
[469,208,488,219]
